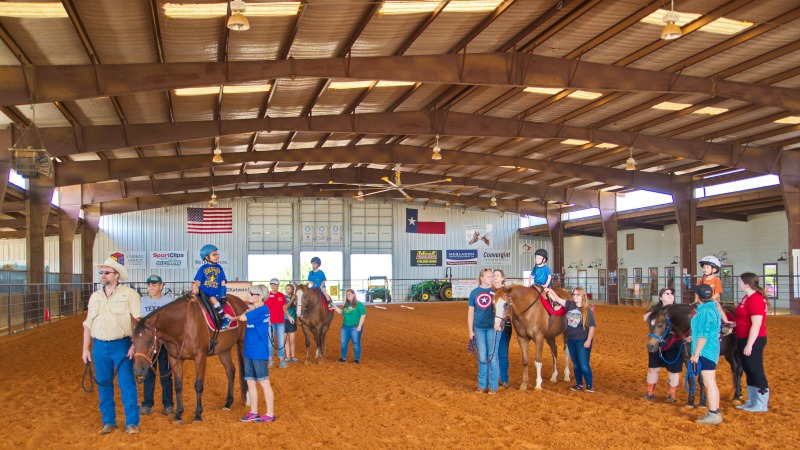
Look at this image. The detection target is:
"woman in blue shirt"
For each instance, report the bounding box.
[690,284,723,425]
[467,268,500,394]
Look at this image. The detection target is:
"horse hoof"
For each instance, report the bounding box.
[519,385,528,391]
[684,404,695,410]
[731,398,743,405]
[222,407,231,411]
[534,386,543,391]
[173,419,183,425]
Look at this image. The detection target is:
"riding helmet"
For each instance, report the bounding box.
[200,244,218,261]
[534,249,549,261]
[311,256,321,266]
[699,255,721,272]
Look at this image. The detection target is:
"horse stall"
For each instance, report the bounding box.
[1,303,798,448]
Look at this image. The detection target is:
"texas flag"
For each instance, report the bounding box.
[406,208,446,234]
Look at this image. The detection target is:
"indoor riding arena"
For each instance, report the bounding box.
[1,302,798,449]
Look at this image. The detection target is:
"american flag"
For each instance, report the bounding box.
[187,208,233,234]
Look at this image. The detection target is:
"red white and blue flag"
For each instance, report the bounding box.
[187,208,233,234]
[406,208,445,234]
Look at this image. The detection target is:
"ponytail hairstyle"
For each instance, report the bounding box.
[285,283,296,305]
[345,289,358,308]
[572,287,590,329]
[740,272,767,299]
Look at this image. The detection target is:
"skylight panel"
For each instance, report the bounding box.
[693,106,728,115]
[652,102,692,111]
[164,2,300,19]
[0,2,67,18]
[378,0,503,15]
[640,9,753,35]
[775,116,800,124]
[561,139,590,146]
[174,84,271,96]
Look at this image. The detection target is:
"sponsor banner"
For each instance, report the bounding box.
[479,249,512,266]
[446,249,478,266]
[302,225,313,245]
[453,279,479,299]
[520,243,533,254]
[121,251,147,269]
[226,281,252,299]
[150,251,188,269]
[466,224,492,248]
[192,250,231,271]
[330,224,342,246]
[316,225,328,244]
[410,250,442,267]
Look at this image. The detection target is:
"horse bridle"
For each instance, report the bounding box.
[133,331,162,374]
[648,315,672,344]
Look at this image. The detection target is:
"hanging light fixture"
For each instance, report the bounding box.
[227,0,250,31]
[431,134,442,160]
[490,192,497,207]
[212,146,223,164]
[445,201,451,209]
[661,0,682,40]
[625,147,636,171]
[354,188,364,201]
[778,251,788,262]
[208,190,219,208]
[671,256,680,265]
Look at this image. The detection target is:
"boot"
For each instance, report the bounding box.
[666,385,678,403]
[639,383,656,401]
[736,386,758,410]
[743,388,769,412]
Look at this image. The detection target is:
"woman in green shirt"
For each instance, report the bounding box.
[332,289,366,365]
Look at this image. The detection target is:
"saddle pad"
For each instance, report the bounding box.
[540,297,567,316]
[202,302,239,331]
[311,288,334,312]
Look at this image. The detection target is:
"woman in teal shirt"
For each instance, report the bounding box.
[332,289,366,365]
[690,284,723,425]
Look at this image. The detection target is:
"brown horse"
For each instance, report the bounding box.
[131,294,247,424]
[493,285,571,390]
[294,284,334,364]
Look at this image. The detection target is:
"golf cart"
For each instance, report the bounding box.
[365,276,392,303]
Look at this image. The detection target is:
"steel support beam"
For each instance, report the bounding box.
[58,185,81,316]
[599,191,619,305]
[26,176,54,323]
[0,129,10,211]
[780,152,800,315]
[3,54,799,111]
[696,209,748,222]
[672,176,697,304]
[546,205,564,289]
[617,219,664,231]
[24,111,778,178]
[81,204,100,287]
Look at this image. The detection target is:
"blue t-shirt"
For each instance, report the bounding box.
[469,286,495,329]
[691,302,721,363]
[194,263,227,298]
[531,265,551,286]
[565,300,596,341]
[308,269,327,289]
[243,305,271,360]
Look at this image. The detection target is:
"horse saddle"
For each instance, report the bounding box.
[197,293,239,331]
[310,288,335,312]
[540,290,567,317]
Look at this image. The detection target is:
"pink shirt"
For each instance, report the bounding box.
[266,291,287,324]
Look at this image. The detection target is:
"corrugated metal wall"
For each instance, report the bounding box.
[0,235,82,273]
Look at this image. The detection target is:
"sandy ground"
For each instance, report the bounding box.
[1,302,798,449]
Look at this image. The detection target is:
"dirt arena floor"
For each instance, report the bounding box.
[1,302,798,449]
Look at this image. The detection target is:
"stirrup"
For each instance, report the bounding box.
[208,339,218,355]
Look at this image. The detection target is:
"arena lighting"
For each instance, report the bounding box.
[671,256,680,265]
[489,194,497,207]
[661,1,682,40]
[227,0,250,31]
[445,201,451,209]
[431,135,442,160]
[777,251,788,262]
[212,147,223,164]
[208,191,219,207]
[625,147,636,171]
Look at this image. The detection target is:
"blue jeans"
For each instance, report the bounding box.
[268,323,286,359]
[142,345,173,408]
[92,337,139,426]
[567,338,593,388]
[474,327,501,391]
[340,325,364,360]
[498,323,512,384]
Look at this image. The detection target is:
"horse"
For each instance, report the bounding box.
[131,294,247,424]
[646,303,743,408]
[294,283,334,364]
[493,285,571,391]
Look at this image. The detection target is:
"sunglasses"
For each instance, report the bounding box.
[98,271,118,275]
[249,292,260,296]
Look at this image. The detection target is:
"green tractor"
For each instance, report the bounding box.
[408,268,454,302]
[365,276,392,303]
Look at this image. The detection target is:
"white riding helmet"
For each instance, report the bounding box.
[699,255,721,271]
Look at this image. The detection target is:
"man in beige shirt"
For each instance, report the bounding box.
[81,256,142,435]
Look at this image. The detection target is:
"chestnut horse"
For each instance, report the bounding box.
[646,303,743,407]
[131,294,247,423]
[294,284,334,364]
[493,285,571,390]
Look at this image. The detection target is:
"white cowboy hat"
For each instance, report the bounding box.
[97,257,128,281]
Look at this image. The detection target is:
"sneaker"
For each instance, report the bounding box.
[354,360,360,365]
[268,360,275,368]
[474,388,488,394]
[570,385,583,391]
[125,425,140,435]
[488,390,498,395]
[279,360,288,369]
[291,357,298,363]
[240,412,260,422]
[282,358,291,363]
[140,406,153,416]
[586,386,595,393]
[695,412,723,425]
[256,414,276,423]
[337,358,347,363]
[220,317,231,328]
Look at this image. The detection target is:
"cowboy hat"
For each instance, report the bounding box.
[97,257,128,281]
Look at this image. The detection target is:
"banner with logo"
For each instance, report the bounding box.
[453,279,478,299]
[446,249,478,266]
[192,250,230,271]
[410,250,442,267]
[466,224,492,248]
[520,243,533,254]
[302,225,313,245]
[124,251,147,269]
[149,251,188,269]
[330,224,342,246]
[316,225,328,244]
[226,281,252,298]
[479,249,512,266]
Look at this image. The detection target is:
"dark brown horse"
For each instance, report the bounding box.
[131,294,247,423]
[493,285,570,390]
[646,303,743,408]
[294,284,334,364]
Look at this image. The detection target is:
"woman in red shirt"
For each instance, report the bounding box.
[734,272,769,412]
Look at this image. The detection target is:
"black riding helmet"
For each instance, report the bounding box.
[311,256,321,266]
[534,249,549,262]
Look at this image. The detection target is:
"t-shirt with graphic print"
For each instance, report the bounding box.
[194,263,227,298]
[531,265,551,286]
[564,300,595,341]
[469,286,496,329]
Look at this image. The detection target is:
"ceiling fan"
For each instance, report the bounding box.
[321,164,452,201]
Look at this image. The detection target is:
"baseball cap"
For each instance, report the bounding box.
[146,274,163,284]
[694,284,713,300]
[269,278,280,285]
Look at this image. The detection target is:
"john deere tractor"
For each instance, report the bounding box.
[408,268,453,302]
